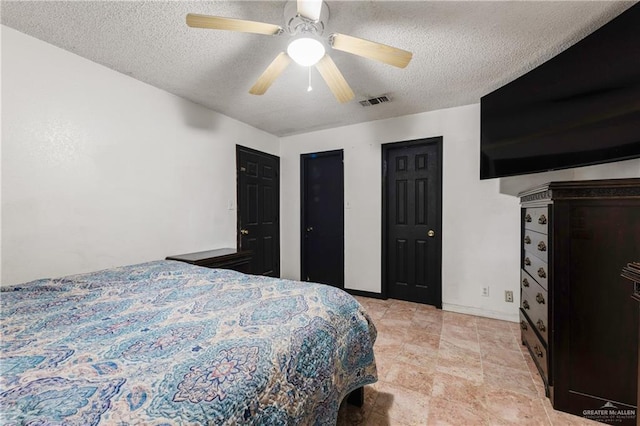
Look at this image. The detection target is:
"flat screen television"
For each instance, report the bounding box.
[480,3,640,180]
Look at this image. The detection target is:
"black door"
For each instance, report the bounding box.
[301,150,344,288]
[237,145,280,277]
[383,138,442,307]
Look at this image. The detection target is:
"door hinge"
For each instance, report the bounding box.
[240,167,246,172]
[382,160,387,177]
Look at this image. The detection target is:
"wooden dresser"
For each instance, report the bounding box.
[519,178,640,425]
[166,248,253,274]
[621,262,640,425]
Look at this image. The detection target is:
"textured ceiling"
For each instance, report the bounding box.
[1,1,635,136]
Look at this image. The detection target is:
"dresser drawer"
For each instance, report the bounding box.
[166,248,253,274]
[523,207,549,234]
[520,270,535,292]
[523,229,548,263]
[520,270,548,343]
[520,310,549,382]
[523,251,548,290]
[198,257,252,273]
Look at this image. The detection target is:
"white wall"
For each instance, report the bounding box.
[499,158,640,195]
[280,105,640,322]
[1,26,279,285]
[0,25,3,283]
[280,105,522,321]
[572,158,640,181]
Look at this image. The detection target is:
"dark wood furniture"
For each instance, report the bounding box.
[622,262,640,426]
[519,179,640,425]
[166,248,252,274]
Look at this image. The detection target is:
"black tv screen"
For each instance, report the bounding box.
[480,3,640,180]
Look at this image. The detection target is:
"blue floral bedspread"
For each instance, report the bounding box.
[0,260,377,425]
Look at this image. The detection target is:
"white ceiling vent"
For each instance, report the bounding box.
[359,95,391,107]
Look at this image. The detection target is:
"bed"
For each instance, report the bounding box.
[0,260,377,425]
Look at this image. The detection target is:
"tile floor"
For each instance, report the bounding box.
[337,296,602,425]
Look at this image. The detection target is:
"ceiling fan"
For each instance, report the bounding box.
[186,0,413,103]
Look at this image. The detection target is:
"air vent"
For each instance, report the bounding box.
[359,95,391,107]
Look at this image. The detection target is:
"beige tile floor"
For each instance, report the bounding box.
[337,296,602,425]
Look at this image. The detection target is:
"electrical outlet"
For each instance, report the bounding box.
[505,290,514,303]
[481,287,490,297]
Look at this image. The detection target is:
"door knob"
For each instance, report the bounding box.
[306,227,313,232]
[240,229,249,235]
[427,230,435,237]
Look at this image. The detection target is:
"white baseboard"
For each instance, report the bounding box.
[442,303,519,323]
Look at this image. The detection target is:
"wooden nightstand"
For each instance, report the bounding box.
[166,248,252,274]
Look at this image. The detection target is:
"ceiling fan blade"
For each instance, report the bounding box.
[186,13,283,36]
[315,54,354,104]
[297,0,322,21]
[330,33,413,68]
[249,52,292,95]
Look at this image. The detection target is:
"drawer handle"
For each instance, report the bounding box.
[525,214,532,223]
[524,257,531,266]
[523,300,530,310]
[537,319,546,332]
[520,321,528,330]
[534,345,544,358]
[524,236,531,244]
[536,293,545,304]
[522,278,530,287]
[537,241,547,252]
[538,214,547,225]
[537,268,546,279]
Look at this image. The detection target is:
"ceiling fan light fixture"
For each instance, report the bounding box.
[287,37,325,66]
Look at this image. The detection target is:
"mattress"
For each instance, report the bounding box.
[0,260,377,425]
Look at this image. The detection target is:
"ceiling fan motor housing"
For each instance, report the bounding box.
[284,1,329,36]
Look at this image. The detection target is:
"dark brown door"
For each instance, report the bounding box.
[237,145,280,277]
[301,150,344,288]
[383,138,442,307]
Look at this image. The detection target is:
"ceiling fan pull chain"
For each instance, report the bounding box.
[307,66,313,92]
